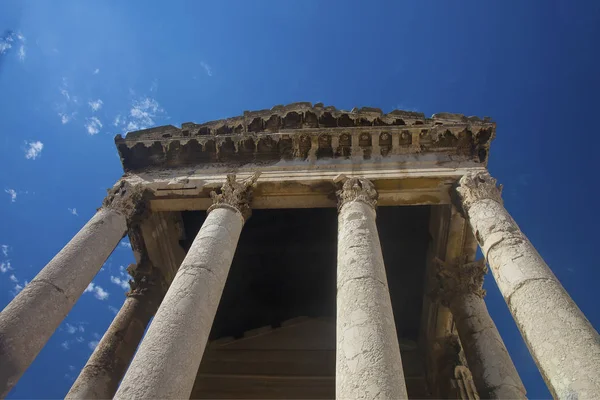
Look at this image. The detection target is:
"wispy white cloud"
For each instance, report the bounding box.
[24,141,44,160]
[108,305,119,315]
[0,262,12,273]
[113,96,167,133]
[84,283,109,300]
[85,117,102,135]
[1,245,8,257]
[9,274,18,283]
[11,279,26,296]
[88,99,103,112]
[59,78,71,101]
[110,275,130,290]
[120,241,131,249]
[17,45,25,61]
[61,341,70,350]
[0,31,26,60]
[88,340,99,351]
[65,323,85,335]
[58,112,76,124]
[129,98,161,129]
[93,68,100,75]
[4,189,16,202]
[200,61,213,77]
[75,336,84,343]
[68,208,78,216]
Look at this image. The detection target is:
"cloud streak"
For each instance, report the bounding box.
[5,189,16,202]
[200,61,213,77]
[84,283,109,300]
[113,96,167,133]
[85,117,102,135]
[24,141,44,160]
[88,99,103,112]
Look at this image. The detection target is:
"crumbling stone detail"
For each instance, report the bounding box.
[336,177,378,211]
[455,171,503,215]
[102,180,148,224]
[432,258,487,307]
[457,171,600,399]
[207,173,259,220]
[115,102,496,171]
[126,263,167,307]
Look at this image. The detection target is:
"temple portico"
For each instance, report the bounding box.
[1,103,599,399]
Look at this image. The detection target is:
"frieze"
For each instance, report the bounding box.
[114,102,495,171]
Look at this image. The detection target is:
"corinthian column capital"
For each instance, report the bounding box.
[208,173,259,220]
[455,171,503,213]
[126,263,166,304]
[102,180,148,223]
[336,177,378,211]
[432,258,487,307]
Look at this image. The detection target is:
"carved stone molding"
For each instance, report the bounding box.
[207,173,259,220]
[336,177,378,211]
[102,180,148,223]
[126,263,167,307]
[432,258,487,307]
[455,171,503,214]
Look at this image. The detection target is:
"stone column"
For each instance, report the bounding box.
[456,171,600,399]
[0,181,143,397]
[65,265,165,399]
[114,174,257,400]
[434,258,526,399]
[336,177,408,400]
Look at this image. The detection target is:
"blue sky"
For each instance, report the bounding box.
[1,1,599,398]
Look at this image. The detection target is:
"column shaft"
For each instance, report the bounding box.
[457,172,600,399]
[66,280,159,399]
[114,207,243,399]
[0,208,127,397]
[450,293,525,399]
[336,178,408,400]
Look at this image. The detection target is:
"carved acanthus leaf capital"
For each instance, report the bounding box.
[336,177,378,211]
[432,258,487,306]
[102,180,148,222]
[455,171,503,214]
[208,173,259,220]
[126,263,166,303]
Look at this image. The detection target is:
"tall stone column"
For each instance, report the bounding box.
[456,171,600,399]
[114,174,258,400]
[0,181,144,397]
[65,265,165,399]
[336,177,408,400]
[434,258,526,399]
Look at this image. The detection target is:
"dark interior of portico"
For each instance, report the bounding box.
[178,205,432,399]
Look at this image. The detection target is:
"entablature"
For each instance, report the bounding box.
[115,103,495,172]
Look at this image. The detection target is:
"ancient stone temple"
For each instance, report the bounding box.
[1,103,599,399]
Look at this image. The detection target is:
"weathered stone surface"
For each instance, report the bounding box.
[208,172,259,220]
[336,181,408,400]
[336,177,378,211]
[0,207,128,397]
[433,258,525,399]
[114,176,253,400]
[457,171,600,399]
[453,365,480,400]
[65,267,164,399]
[115,102,495,171]
[452,293,526,399]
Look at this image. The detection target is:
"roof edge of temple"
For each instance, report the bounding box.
[115,102,494,141]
